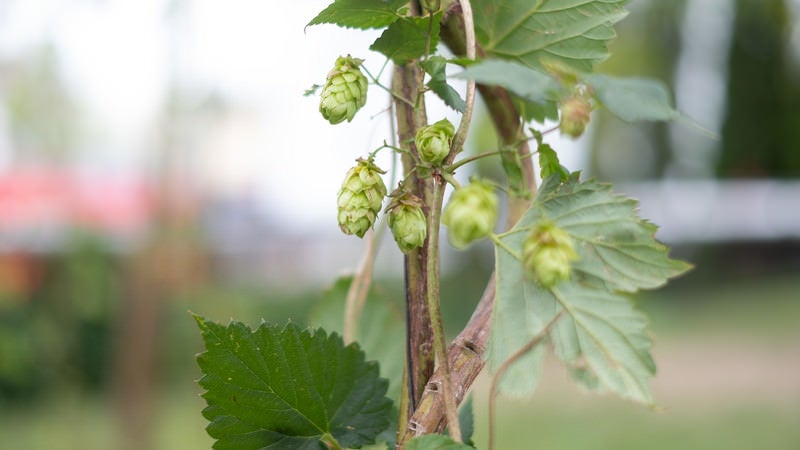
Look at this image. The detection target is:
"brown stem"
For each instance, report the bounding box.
[398,277,495,444]
[391,11,435,430]
[397,5,540,445]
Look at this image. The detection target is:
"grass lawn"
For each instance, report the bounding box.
[477,395,800,450]
[1,274,798,449]
[2,384,797,450]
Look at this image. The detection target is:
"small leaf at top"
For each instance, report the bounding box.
[538,144,569,181]
[585,74,680,122]
[472,0,630,72]
[370,15,441,65]
[308,0,406,30]
[422,56,466,112]
[500,147,526,196]
[454,60,559,104]
[406,434,475,449]
[195,316,393,449]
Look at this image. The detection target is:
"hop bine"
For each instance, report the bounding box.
[522,222,578,288]
[415,118,455,166]
[337,158,386,238]
[319,55,368,125]
[442,180,498,249]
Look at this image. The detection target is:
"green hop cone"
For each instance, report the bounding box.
[559,96,592,138]
[522,222,578,288]
[387,193,427,254]
[319,56,368,125]
[442,180,498,249]
[415,118,455,166]
[337,158,387,238]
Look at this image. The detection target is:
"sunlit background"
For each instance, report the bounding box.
[0,0,798,449]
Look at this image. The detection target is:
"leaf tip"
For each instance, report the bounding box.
[191,312,208,329]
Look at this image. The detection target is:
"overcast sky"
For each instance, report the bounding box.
[0,0,587,230]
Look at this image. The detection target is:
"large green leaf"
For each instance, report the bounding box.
[490,174,690,402]
[491,260,657,403]
[308,0,406,30]
[454,60,558,104]
[525,174,692,293]
[585,74,680,122]
[514,96,559,123]
[308,276,405,403]
[195,316,393,449]
[548,283,656,402]
[370,15,441,65]
[472,0,630,72]
[489,235,549,397]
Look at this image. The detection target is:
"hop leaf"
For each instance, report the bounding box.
[522,222,578,288]
[338,158,387,238]
[442,180,498,249]
[559,96,592,138]
[387,192,427,253]
[194,316,393,449]
[320,55,368,124]
[415,118,455,166]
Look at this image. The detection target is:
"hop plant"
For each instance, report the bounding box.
[337,158,387,238]
[420,0,441,13]
[442,180,498,249]
[386,191,427,254]
[522,222,578,288]
[559,96,592,138]
[415,118,455,166]
[319,56,368,125]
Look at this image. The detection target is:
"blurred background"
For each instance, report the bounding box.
[0,0,798,449]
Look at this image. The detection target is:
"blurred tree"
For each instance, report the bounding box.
[718,0,800,178]
[590,1,686,181]
[589,0,800,181]
[0,44,81,163]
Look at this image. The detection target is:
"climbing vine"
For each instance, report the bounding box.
[194,1,692,449]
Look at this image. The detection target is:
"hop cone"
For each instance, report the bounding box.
[337,158,387,238]
[320,56,368,125]
[522,222,578,288]
[559,96,592,138]
[387,194,427,253]
[442,180,498,249]
[415,118,455,166]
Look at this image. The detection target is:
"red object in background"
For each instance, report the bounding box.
[0,168,155,234]
[0,252,43,299]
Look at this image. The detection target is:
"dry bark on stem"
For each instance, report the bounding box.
[398,277,494,443]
